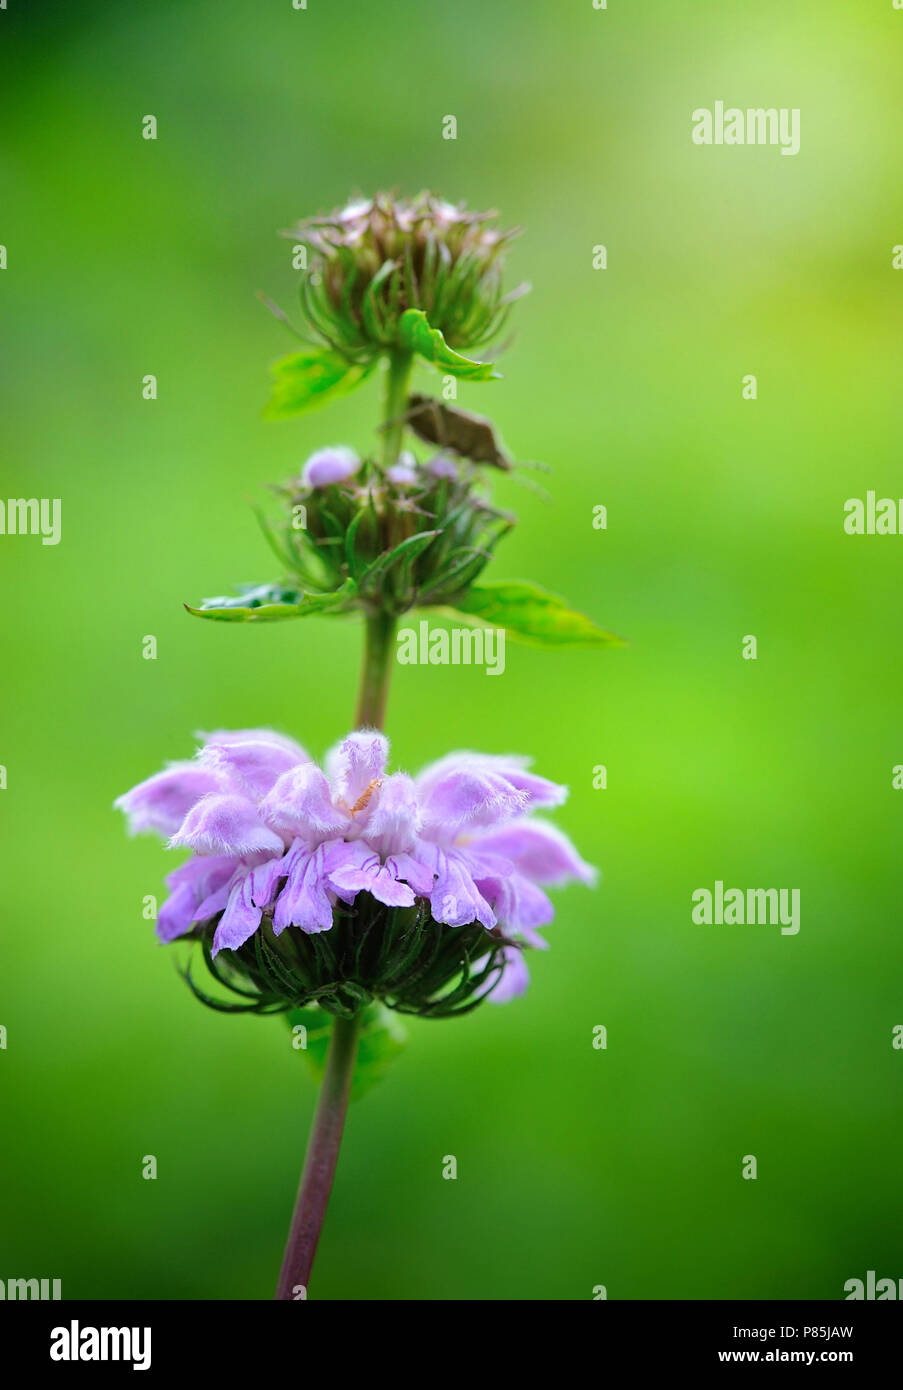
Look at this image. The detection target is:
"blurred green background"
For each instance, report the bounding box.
[2,0,901,1300]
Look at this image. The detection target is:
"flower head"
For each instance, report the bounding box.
[277,450,514,616]
[116,728,594,1016]
[283,192,524,362]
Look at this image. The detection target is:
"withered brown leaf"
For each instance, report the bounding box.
[404,393,513,470]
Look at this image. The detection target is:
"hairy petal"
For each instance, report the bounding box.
[419,768,528,840]
[473,819,596,886]
[169,793,285,858]
[417,751,567,811]
[361,773,421,855]
[115,763,224,838]
[198,733,307,800]
[326,730,390,809]
[259,763,350,842]
[197,728,307,754]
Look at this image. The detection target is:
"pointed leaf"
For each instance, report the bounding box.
[185,579,355,623]
[398,309,501,381]
[452,581,625,648]
[358,530,440,594]
[264,348,375,418]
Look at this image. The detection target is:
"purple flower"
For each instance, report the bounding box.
[386,452,419,486]
[116,728,595,1000]
[475,944,531,1004]
[424,452,458,480]
[302,446,361,489]
[113,763,225,838]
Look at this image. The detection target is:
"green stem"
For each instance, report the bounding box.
[381,349,413,469]
[274,1013,361,1300]
[355,610,396,729]
[357,355,410,727]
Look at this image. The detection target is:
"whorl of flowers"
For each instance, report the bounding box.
[291,444,514,614]
[282,192,526,362]
[115,729,594,1017]
[191,441,516,624]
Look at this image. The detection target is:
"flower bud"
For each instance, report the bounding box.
[282,453,515,615]
[283,192,523,362]
[302,446,361,488]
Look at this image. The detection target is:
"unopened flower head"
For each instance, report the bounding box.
[279,448,514,616]
[116,729,594,1017]
[283,192,525,361]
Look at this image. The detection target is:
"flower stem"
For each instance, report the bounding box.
[381,349,413,469]
[274,615,392,1300]
[274,1012,361,1300]
[355,610,396,729]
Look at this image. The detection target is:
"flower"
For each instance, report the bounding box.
[277,451,514,617]
[385,452,419,487]
[424,452,458,480]
[282,192,526,362]
[302,446,361,489]
[116,729,594,1012]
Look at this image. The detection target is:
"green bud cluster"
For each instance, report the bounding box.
[284,192,525,361]
[280,462,515,617]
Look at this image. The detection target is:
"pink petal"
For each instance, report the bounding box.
[488,946,530,1003]
[272,840,335,935]
[259,763,350,841]
[421,844,496,929]
[471,866,554,935]
[249,854,288,910]
[198,732,307,800]
[198,727,309,758]
[361,773,421,854]
[327,845,416,909]
[211,871,264,955]
[326,731,389,808]
[156,855,236,942]
[473,820,596,886]
[417,751,567,811]
[169,793,285,858]
[419,768,528,839]
[115,762,225,838]
[385,849,436,897]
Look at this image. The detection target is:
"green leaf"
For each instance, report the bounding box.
[264,348,375,418]
[185,579,355,623]
[284,1002,407,1102]
[357,530,440,594]
[452,581,625,648]
[398,309,501,381]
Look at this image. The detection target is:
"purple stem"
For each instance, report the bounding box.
[274,1012,361,1300]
